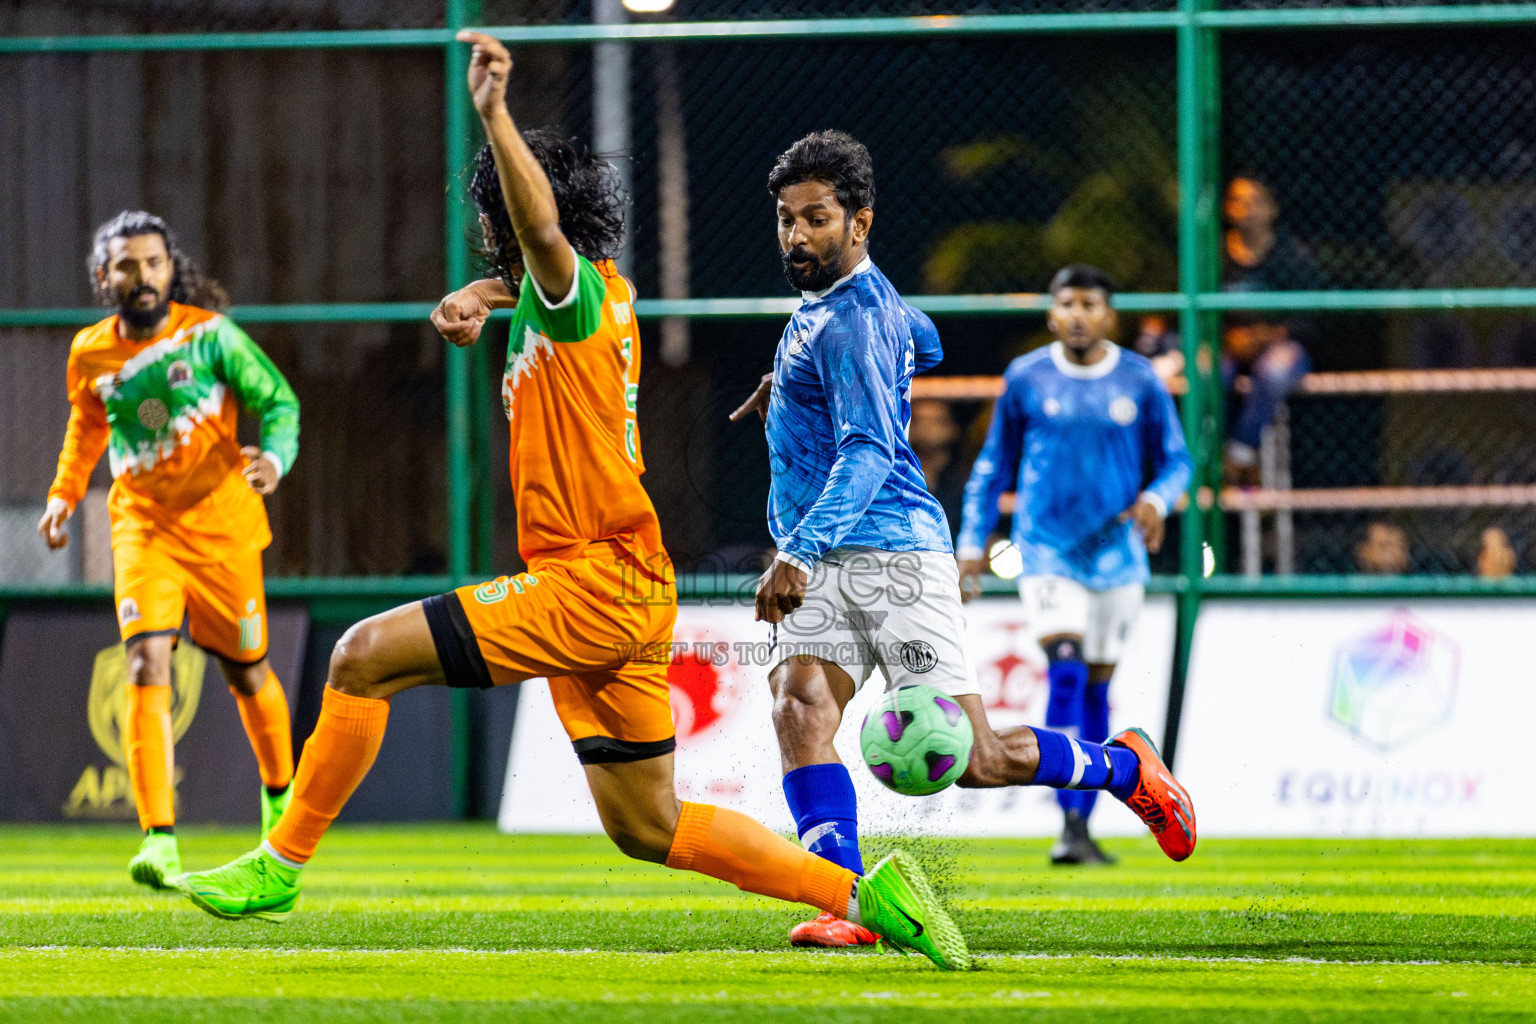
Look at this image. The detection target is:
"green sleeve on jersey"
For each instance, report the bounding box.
[212,318,301,476]
[519,252,608,343]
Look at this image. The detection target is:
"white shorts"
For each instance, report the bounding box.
[771,547,979,697]
[1018,574,1144,665]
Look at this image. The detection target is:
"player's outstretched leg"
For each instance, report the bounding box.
[954,696,1196,862]
[584,754,969,970]
[123,636,182,889]
[179,604,433,920]
[220,660,295,838]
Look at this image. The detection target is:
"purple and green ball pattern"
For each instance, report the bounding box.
[859,684,975,796]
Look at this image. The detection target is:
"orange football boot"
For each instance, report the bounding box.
[1109,727,1197,861]
[789,912,878,948]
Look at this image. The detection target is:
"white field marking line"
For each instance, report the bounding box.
[4,947,1522,968]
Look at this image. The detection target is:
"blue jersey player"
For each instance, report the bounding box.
[734,135,1198,949]
[956,264,1194,865]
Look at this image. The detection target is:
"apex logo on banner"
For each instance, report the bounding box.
[63,641,205,820]
[0,606,307,823]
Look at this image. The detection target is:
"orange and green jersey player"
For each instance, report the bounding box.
[47,302,299,663]
[437,251,679,764]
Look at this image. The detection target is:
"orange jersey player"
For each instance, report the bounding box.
[39,211,300,890]
[177,31,970,970]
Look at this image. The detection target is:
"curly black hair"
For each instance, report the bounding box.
[469,129,628,290]
[89,210,230,312]
[766,130,875,218]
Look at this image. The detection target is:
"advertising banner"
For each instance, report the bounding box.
[500,595,1175,837]
[1177,600,1536,837]
[0,603,307,823]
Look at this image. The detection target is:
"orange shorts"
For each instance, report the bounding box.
[114,542,268,663]
[423,556,678,764]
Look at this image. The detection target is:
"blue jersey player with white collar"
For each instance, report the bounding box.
[762,253,949,572]
[737,138,1199,951]
[957,264,1193,866]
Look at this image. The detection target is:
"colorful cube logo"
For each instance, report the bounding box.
[1329,612,1459,751]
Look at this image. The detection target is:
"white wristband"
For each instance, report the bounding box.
[774,550,813,575]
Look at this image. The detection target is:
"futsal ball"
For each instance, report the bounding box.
[860,684,974,796]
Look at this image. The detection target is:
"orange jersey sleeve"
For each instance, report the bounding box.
[47,338,110,511]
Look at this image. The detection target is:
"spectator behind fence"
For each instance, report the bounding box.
[908,397,967,531]
[1356,521,1411,575]
[1131,313,1187,393]
[1221,174,1324,485]
[1477,527,1517,579]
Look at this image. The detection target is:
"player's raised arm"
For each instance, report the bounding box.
[458,31,577,306]
[954,368,1028,600]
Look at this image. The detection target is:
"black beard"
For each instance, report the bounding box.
[781,240,845,293]
[119,287,170,330]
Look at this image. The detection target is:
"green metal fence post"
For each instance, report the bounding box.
[445,0,482,819]
[1165,0,1221,770]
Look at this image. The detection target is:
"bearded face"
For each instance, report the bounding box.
[99,233,175,331]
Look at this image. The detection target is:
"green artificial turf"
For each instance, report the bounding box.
[0,825,1531,1022]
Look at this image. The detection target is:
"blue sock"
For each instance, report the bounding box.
[1044,644,1088,731]
[1044,643,1089,815]
[1033,727,1142,802]
[1076,682,1113,818]
[782,763,864,874]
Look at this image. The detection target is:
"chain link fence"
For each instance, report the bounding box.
[1215,26,1536,578]
[2,5,1534,583]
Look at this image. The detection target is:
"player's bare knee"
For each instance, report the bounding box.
[126,637,172,688]
[771,687,838,741]
[220,658,268,696]
[328,621,389,698]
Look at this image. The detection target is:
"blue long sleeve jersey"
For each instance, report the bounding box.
[764,258,952,567]
[956,342,1193,589]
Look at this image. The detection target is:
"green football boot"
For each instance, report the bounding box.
[856,850,972,971]
[181,848,300,921]
[261,784,292,838]
[127,831,182,890]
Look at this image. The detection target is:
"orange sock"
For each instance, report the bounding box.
[266,687,389,865]
[665,801,855,917]
[124,684,175,831]
[231,671,294,791]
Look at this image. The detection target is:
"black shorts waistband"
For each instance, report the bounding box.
[572,735,677,765]
[423,592,495,690]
